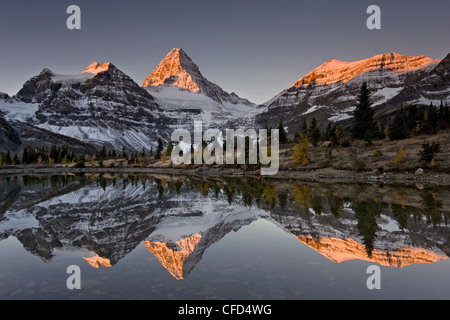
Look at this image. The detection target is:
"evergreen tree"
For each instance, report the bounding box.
[12,154,20,165]
[444,102,450,127]
[426,102,438,133]
[406,104,420,132]
[389,109,408,140]
[329,123,344,147]
[308,117,321,146]
[437,100,448,129]
[98,145,107,160]
[300,118,308,137]
[324,122,333,141]
[419,141,441,164]
[351,82,377,143]
[3,150,12,165]
[22,148,29,164]
[377,121,386,140]
[278,120,288,144]
[155,138,163,160]
[166,141,173,157]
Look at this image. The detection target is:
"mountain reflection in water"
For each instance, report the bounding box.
[0,173,449,281]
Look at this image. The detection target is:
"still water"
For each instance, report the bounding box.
[0,173,449,300]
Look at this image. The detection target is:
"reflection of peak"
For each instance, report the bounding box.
[297,235,448,267]
[145,234,202,280]
[83,253,112,268]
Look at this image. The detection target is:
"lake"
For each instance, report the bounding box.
[0,173,449,300]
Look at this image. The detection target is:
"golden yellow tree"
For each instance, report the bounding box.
[293,136,309,166]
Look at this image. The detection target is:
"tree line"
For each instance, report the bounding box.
[290,82,447,166]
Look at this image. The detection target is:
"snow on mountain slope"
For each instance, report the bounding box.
[145,84,259,129]
[0,97,39,122]
[0,62,172,152]
[143,48,259,130]
[256,52,446,132]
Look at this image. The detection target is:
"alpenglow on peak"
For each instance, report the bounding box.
[293,52,441,87]
[83,62,111,75]
[143,48,204,92]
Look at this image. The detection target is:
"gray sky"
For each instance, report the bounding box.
[1,0,449,104]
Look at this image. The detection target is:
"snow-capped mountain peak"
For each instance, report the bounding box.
[293,52,440,87]
[142,48,258,129]
[144,48,256,107]
[143,48,203,92]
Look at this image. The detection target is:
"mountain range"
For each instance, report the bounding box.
[0,49,449,155]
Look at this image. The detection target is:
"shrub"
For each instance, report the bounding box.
[419,142,441,163]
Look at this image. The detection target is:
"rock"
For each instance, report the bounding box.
[415,168,424,175]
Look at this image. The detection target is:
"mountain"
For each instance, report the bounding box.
[0,112,21,155]
[1,62,171,153]
[0,92,97,156]
[256,52,449,135]
[143,48,258,129]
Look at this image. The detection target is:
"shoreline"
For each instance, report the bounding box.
[0,164,448,187]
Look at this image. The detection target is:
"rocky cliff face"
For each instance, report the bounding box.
[0,113,21,155]
[11,63,171,151]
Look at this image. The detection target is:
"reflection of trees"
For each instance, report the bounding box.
[278,192,288,211]
[292,185,310,213]
[352,199,382,258]
[422,191,445,227]
[327,193,344,217]
[3,174,450,269]
[310,195,323,215]
[263,185,277,209]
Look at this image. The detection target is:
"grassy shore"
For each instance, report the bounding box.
[0,129,449,187]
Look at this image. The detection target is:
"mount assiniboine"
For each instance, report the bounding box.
[0,49,449,155]
[142,48,258,129]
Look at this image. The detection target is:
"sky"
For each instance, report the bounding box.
[0,0,449,104]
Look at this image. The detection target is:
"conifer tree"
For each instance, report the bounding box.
[308,117,321,146]
[278,120,288,144]
[2,150,12,165]
[155,138,163,160]
[122,146,128,159]
[166,141,173,157]
[351,82,377,143]
[301,118,308,137]
[389,109,408,140]
[427,102,438,132]
[444,102,450,127]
